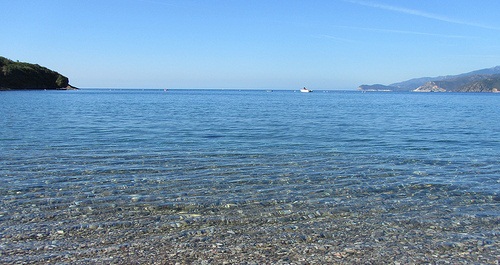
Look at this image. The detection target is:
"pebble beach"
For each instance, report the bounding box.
[1,186,498,264]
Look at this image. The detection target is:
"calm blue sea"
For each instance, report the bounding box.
[0,89,499,262]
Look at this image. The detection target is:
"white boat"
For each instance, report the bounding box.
[300,87,312,93]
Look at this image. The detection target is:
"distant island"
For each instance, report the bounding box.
[359,66,500,93]
[0,56,76,90]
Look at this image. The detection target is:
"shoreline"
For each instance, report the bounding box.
[0,85,78,91]
[2,198,498,264]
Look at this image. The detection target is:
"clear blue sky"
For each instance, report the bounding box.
[2,0,500,89]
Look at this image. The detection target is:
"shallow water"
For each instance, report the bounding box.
[0,89,499,263]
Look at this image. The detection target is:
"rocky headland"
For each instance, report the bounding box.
[0,56,76,90]
[359,66,500,92]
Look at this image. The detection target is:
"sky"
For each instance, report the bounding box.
[1,0,500,90]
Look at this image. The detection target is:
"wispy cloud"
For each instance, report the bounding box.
[316,26,474,45]
[335,25,475,39]
[315,34,358,43]
[345,0,500,31]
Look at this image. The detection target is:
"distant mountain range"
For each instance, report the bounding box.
[0,56,75,90]
[358,66,500,92]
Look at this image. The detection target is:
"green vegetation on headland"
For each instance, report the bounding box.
[0,56,76,90]
[359,66,500,92]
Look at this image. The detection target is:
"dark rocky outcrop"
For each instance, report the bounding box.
[414,74,500,92]
[0,56,76,90]
[457,75,500,92]
[359,66,500,92]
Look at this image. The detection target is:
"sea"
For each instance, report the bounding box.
[0,89,499,263]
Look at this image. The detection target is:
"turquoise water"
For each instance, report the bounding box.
[0,89,499,263]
